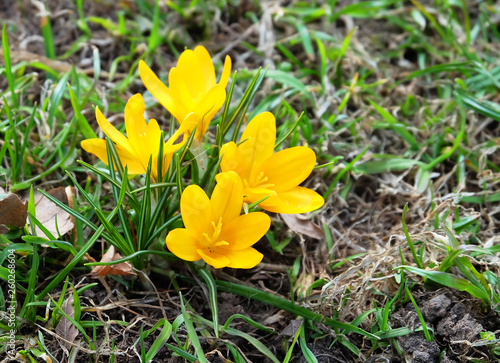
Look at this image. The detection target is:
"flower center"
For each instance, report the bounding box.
[201,217,229,253]
[247,171,275,190]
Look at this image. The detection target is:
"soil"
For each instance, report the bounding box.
[22,270,500,362]
[391,289,499,363]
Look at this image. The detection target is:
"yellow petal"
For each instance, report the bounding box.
[169,67,194,117]
[177,112,199,136]
[192,85,226,140]
[180,185,213,236]
[224,247,263,269]
[194,46,216,91]
[81,139,146,175]
[163,124,188,154]
[124,94,153,164]
[239,112,276,173]
[197,248,230,268]
[81,139,109,164]
[178,114,198,136]
[220,142,251,180]
[124,94,148,150]
[176,49,206,101]
[259,147,316,192]
[219,55,232,89]
[139,60,182,121]
[219,212,270,250]
[145,119,162,160]
[144,118,176,182]
[212,171,243,222]
[259,186,324,214]
[166,228,201,261]
[115,143,148,174]
[95,107,134,155]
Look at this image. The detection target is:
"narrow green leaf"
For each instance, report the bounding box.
[354,158,424,174]
[85,250,176,266]
[275,112,304,150]
[282,320,302,363]
[68,82,96,139]
[397,265,490,303]
[324,145,370,199]
[2,25,18,108]
[226,328,281,363]
[142,319,173,362]
[148,0,161,52]
[402,204,422,268]
[223,314,274,334]
[455,89,500,122]
[294,21,314,57]
[369,100,419,149]
[164,343,198,361]
[299,325,318,363]
[198,269,219,338]
[36,178,126,299]
[215,280,378,340]
[180,294,208,363]
[264,70,312,100]
[40,8,56,59]
[47,72,72,129]
[406,285,432,341]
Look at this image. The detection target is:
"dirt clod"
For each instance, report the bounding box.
[392,289,494,362]
[421,294,451,323]
[436,303,482,340]
[398,334,440,363]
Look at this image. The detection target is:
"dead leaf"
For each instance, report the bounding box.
[31,187,75,239]
[0,193,28,233]
[65,186,75,211]
[91,245,135,277]
[281,214,325,240]
[46,187,69,205]
[55,296,78,353]
[279,319,303,341]
[294,271,315,298]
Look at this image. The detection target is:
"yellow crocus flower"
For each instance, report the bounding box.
[219,112,324,214]
[166,171,270,269]
[81,94,187,182]
[139,46,231,140]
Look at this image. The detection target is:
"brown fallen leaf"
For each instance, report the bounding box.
[279,319,303,341]
[45,187,70,205]
[91,245,135,277]
[280,214,325,240]
[31,187,75,239]
[55,296,79,353]
[0,193,28,233]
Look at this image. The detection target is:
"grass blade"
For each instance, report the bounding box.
[2,25,18,108]
[180,293,208,363]
[215,280,379,340]
[198,268,219,338]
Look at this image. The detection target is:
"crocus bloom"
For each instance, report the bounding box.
[81,94,187,182]
[139,46,231,140]
[219,112,324,214]
[166,171,270,269]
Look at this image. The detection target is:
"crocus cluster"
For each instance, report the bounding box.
[82,46,324,269]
